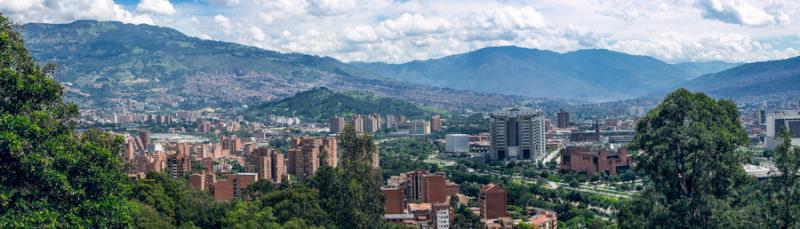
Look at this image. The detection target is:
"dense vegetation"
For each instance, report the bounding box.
[618,89,800,228]
[1,15,391,228]
[0,15,132,227]
[245,87,440,122]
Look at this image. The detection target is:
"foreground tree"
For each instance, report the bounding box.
[618,89,753,228]
[311,124,385,228]
[0,14,133,227]
[764,131,800,228]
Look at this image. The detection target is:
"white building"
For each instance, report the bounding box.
[489,108,546,161]
[445,134,470,153]
[435,207,450,229]
[765,111,800,148]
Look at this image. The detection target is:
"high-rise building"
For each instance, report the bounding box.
[250,148,274,182]
[271,153,286,183]
[430,115,442,132]
[410,120,431,135]
[759,109,767,125]
[382,187,405,214]
[765,112,800,148]
[432,203,453,229]
[167,154,191,178]
[479,183,507,219]
[490,108,546,161]
[385,114,397,129]
[545,118,553,133]
[323,137,338,167]
[287,137,337,179]
[139,131,151,152]
[329,115,346,133]
[352,115,364,133]
[365,114,380,133]
[556,109,569,128]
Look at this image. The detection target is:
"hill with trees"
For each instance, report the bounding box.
[245,87,441,122]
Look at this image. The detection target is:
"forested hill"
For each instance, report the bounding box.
[245,87,440,122]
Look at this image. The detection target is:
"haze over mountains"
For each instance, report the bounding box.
[18,20,797,107]
[682,56,800,102]
[353,46,740,101]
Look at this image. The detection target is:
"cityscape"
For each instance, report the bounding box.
[2,1,800,229]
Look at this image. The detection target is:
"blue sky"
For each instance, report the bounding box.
[2,0,799,64]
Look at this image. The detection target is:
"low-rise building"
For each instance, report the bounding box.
[559,144,631,176]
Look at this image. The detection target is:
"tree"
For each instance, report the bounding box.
[310,124,385,228]
[256,186,329,226]
[0,14,133,227]
[618,89,753,228]
[764,131,800,228]
[453,205,482,229]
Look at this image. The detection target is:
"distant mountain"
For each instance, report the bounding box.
[245,87,439,122]
[352,46,693,101]
[673,61,741,79]
[20,20,521,111]
[683,56,800,102]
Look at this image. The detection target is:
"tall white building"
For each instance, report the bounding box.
[765,111,800,148]
[489,108,546,161]
[445,134,470,153]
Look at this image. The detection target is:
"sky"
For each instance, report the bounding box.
[1,0,800,64]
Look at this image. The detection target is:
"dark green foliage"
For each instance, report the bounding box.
[0,14,133,227]
[453,205,482,229]
[763,132,800,228]
[256,186,329,225]
[245,87,439,122]
[380,137,439,178]
[130,172,226,228]
[619,88,753,228]
[310,125,386,229]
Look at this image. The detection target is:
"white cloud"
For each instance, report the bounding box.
[344,25,379,43]
[697,0,777,26]
[307,0,358,16]
[2,0,799,64]
[0,0,152,24]
[478,6,546,30]
[248,25,265,41]
[214,14,231,33]
[137,0,176,16]
[378,13,451,37]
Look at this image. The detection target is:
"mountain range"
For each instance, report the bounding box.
[682,56,800,102]
[352,46,739,101]
[19,20,521,112]
[19,20,794,109]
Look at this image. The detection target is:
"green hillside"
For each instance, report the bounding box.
[245,87,441,122]
[20,20,523,111]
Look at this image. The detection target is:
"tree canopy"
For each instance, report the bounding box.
[618,88,753,228]
[0,14,133,227]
